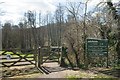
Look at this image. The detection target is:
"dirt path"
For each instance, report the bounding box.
[38,62,113,78]
[39,62,79,78]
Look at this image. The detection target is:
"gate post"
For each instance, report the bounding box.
[38,47,42,67]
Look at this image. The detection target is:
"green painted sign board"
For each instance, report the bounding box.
[86,38,108,56]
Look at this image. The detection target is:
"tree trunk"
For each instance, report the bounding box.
[116,40,120,64]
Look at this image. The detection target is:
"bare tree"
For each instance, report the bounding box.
[65,2,85,68]
[55,3,64,47]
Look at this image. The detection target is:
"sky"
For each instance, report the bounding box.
[0,0,119,25]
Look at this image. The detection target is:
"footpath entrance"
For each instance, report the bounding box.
[37,46,63,74]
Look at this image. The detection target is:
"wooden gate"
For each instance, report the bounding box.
[37,46,62,65]
[0,49,36,67]
[36,46,62,74]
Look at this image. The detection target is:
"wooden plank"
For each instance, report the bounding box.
[43,57,58,60]
[13,63,35,66]
[9,58,22,67]
[1,61,35,67]
[1,51,7,55]
[23,58,35,65]
[1,56,34,60]
[0,63,35,67]
[12,63,35,66]
[1,54,34,56]
[42,60,58,63]
[2,49,35,51]
[1,60,34,63]
[42,52,54,63]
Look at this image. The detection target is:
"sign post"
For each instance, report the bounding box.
[86,38,108,67]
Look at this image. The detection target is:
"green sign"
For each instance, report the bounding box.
[86,38,108,56]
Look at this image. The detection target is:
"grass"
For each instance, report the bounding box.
[67,75,79,80]
[90,78,119,80]
[67,74,116,80]
[66,68,116,79]
[94,74,114,78]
